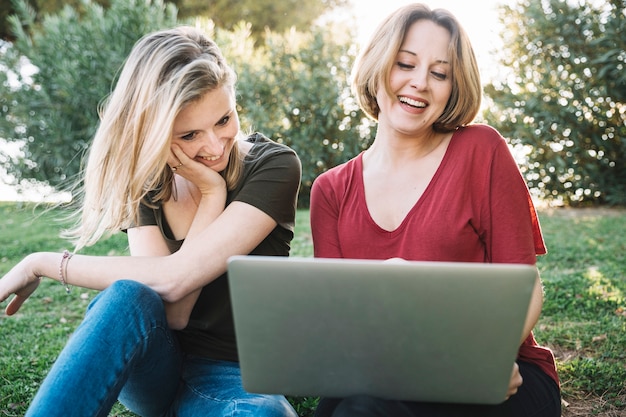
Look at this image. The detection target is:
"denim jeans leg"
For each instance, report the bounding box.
[26,280,182,417]
[173,356,298,417]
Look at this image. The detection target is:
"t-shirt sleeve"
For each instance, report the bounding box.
[485,135,547,264]
[137,201,158,227]
[310,171,344,258]
[124,200,158,232]
[233,146,301,231]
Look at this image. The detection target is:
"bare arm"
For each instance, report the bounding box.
[126,142,229,328]
[506,268,543,400]
[521,269,543,344]
[126,180,227,329]
[1,143,279,319]
[127,163,229,328]
[1,201,276,316]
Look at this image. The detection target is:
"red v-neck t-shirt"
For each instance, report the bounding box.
[310,123,558,385]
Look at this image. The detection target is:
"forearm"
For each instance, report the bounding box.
[31,251,178,297]
[21,201,271,314]
[521,271,543,344]
[164,190,226,328]
[34,187,226,296]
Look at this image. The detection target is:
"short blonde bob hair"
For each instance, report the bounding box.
[352,3,482,132]
[67,27,241,249]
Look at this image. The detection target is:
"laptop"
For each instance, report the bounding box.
[227,256,536,405]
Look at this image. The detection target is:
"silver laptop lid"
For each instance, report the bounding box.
[228,256,536,405]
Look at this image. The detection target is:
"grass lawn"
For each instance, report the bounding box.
[534,208,626,416]
[0,202,625,416]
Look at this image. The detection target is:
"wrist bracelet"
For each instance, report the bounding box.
[59,250,73,294]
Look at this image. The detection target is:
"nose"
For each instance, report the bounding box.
[410,68,428,91]
[198,131,225,157]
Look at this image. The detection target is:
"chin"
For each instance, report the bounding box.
[211,158,230,173]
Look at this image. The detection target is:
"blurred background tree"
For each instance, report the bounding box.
[0,0,111,40]
[218,21,372,206]
[0,0,178,191]
[484,0,626,206]
[178,0,348,42]
[0,0,347,41]
[2,0,624,207]
[0,0,365,206]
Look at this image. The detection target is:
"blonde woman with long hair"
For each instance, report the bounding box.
[0,26,300,417]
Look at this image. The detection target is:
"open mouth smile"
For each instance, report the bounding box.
[199,155,221,162]
[399,96,427,108]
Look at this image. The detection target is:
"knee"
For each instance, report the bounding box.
[88,280,163,316]
[233,394,297,417]
[108,279,159,300]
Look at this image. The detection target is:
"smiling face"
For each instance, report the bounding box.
[376,19,453,136]
[171,85,240,173]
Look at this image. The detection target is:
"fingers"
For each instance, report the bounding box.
[2,271,42,316]
[5,295,25,316]
[168,144,190,172]
[167,144,226,196]
[505,362,523,400]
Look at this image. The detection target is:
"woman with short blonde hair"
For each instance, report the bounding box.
[311,3,560,416]
[352,3,482,132]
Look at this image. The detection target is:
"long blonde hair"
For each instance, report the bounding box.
[65,26,242,250]
[352,3,482,132]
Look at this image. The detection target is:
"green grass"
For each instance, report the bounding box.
[1,203,625,416]
[533,209,626,415]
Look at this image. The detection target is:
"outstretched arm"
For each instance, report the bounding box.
[0,199,277,318]
[1,142,300,319]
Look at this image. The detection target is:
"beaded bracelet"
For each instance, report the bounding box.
[59,250,74,294]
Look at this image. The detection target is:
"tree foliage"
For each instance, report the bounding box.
[0,0,177,189]
[484,0,626,206]
[179,0,348,42]
[214,20,372,206]
[0,0,369,206]
[0,0,111,40]
[1,0,348,42]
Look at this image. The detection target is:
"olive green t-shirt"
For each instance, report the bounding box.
[136,133,301,361]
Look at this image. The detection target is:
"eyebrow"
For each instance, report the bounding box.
[398,49,449,65]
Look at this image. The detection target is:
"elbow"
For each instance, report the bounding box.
[167,315,189,330]
[161,287,182,304]
[159,278,191,304]
[164,298,194,330]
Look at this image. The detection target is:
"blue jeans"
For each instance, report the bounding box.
[26,280,297,417]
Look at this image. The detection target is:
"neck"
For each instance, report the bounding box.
[366,127,448,166]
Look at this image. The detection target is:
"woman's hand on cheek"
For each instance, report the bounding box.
[169,144,226,198]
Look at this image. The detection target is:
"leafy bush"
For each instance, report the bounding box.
[484,0,626,206]
[1,2,371,208]
[218,21,373,207]
[0,0,178,189]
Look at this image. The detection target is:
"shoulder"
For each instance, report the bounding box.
[444,124,520,179]
[245,132,298,159]
[244,132,301,173]
[311,154,362,205]
[448,124,513,161]
[314,153,361,188]
[453,124,506,148]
